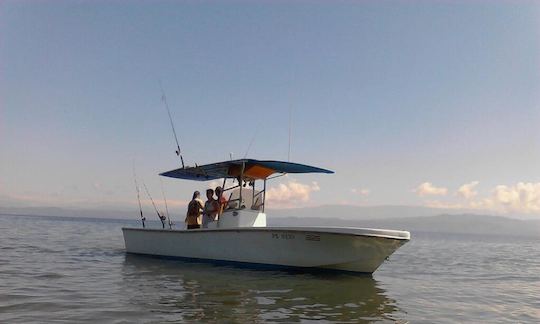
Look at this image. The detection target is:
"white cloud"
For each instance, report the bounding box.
[491,182,540,214]
[265,180,320,208]
[415,182,448,197]
[1,191,155,210]
[422,181,540,215]
[457,181,479,200]
[468,197,495,211]
[424,200,467,209]
[351,188,370,196]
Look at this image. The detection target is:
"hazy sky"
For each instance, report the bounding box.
[1,1,539,216]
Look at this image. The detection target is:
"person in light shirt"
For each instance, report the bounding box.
[202,189,219,228]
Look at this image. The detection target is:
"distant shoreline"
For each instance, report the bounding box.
[2,212,539,239]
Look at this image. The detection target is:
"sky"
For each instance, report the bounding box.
[1,0,539,217]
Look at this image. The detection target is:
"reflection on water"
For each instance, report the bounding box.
[121,255,402,322]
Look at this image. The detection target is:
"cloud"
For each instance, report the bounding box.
[422,181,540,215]
[265,180,320,208]
[415,182,448,197]
[457,181,479,200]
[491,182,540,214]
[424,200,467,209]
[468,198,495,211]
[351,188,370,196]
[0,189,189,212]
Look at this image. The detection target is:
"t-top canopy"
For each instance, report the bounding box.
[160,159,334,181]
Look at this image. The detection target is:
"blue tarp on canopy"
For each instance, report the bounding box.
[160,159,333,181]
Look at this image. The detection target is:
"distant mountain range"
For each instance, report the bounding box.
[1,205,539,238]
[1,204,473,220]
[269,214,540,238]
[268,205,540,237]
[0,206,136,220]
[268,204,476,220]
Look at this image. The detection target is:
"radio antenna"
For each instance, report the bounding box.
[159,81,185,169]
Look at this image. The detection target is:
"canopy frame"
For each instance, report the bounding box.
[160,159,333,213]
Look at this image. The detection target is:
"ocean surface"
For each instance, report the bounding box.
[0,215,539,323]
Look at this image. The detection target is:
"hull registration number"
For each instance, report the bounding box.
[271,233,295,240]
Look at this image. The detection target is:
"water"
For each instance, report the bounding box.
[1,215,539,323]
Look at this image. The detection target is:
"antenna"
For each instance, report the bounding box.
[159,81,185,169]
[160,178,172,229]
[143,182,166,229]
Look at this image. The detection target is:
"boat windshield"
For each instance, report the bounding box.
[225,187,264,211]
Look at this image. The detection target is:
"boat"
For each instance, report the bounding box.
[122,159,410,273]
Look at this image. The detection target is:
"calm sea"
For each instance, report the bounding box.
[0,214,538,323]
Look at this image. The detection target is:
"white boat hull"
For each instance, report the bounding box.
[122,227,410,273]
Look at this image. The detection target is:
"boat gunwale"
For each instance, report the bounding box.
[121,226,411,241]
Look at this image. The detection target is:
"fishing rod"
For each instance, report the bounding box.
[160,178,172,229]
[288,106,292,162]
[159,81,185,169]
[243,120,264,159]
[133,168,146,228]
[143,182,166,229]
[243,128,259,159]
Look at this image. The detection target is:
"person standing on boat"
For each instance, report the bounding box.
[202,188,219,228]
[215,186,228,215]
[185,191,204,230]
